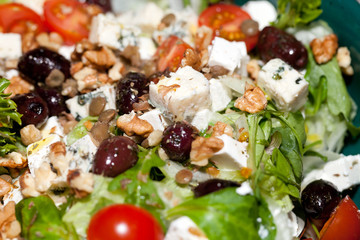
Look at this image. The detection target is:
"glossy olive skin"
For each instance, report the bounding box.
[116,72,149,115]
[85,0,112,12]
[161,122,195,162]
[35,87,67,116]
[18,47,71,84]
[193,179,240,198]
[257,26,308,69]
[301,179,341,220]
[12,93,49,127]
[93,136,139,177]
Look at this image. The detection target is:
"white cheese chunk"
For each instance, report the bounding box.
[3,178,23,206]
[210,134,248,170]
[138,37,156,60]
[65,85,116,120]
[208,37,247,74]
[191,109,212,131]
[14,0,45,15]
[236,181,253,196]
[165,216,208,240]
[241,1,277,30]
[4,69,19,80]
[133,2,164,29]
[209,78,232,112]
[138,109,171,132]
[58,45,75,60]
[40,116,65,138]
[302,154,360,192]
[67,134,98,173]
[149,66,211,122]
[27,134,62,177]
[0,33,22,59]
[257,58,309,111]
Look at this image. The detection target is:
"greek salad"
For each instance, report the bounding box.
[0,0,359,239]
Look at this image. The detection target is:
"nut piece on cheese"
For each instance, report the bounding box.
[257,58,309,111]
[149,66,211,122]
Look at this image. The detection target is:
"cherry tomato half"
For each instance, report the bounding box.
[198,4,258,51]
[44,0,90,45]
[87,204,164,240]
[0,3,45,34]
[320,195,360,240]
[155,35,193,72]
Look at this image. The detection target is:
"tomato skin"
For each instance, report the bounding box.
[0,3,45,34]
[87,204,164,240]
[44,0,90,45]
[198,4,258,51]
[320,195,360,240]
[155,35,193,72]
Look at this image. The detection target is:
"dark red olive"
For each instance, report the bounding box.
[257,26,308,69]
[35,87,67,116]
[193,179,240,198]
[161,122,195,162]
[93,136,138,177]
[18,47,71,84]
[83,0,112,12]
[12,93,49,127]
[116,72,149,115]
[301,179,341,220]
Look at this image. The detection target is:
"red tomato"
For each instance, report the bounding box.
[0,3,45,34]
[44,0,90,45]
[198,4,258,51]
[87,204,164,240]
[320,195,360,240]
[155,35,193,72]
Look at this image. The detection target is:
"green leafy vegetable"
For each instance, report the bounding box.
[273,0,322,29]
[65,116,98,145]
[0,78,22,157]
[167,187,276,240]
[15,196,79,240]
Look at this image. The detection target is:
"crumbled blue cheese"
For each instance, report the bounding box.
[149,66,211,122]
[257,58,309,111]
[0,33,22,59]
[65,85,116,120]
[40,116,65,138]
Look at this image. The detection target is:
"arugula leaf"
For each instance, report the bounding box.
[167,187,276,240]
[15,196,79,240]
[0,78,22,156]
[273,0,322,29]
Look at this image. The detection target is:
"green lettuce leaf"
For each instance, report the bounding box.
[167,187,276,240]
[15,196,79,240]
[65,116,98,145]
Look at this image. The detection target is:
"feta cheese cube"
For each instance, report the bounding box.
[257,58,309,111]
[27,134,62,177]
[65,85,116,120]
[242,1,277,30]
[209,78,232,112]
[0,33,22,59]
[134,3,164,29]
[58,45,75,60]
[14,0,45,15]
[89,14,124,49]
[302,154,360,192]
[149,66,211,121]
[191,109,212,131]
[165,216,208,240]
[138,109,171,132]
[138,37,156,60]
[208,37,247,74]
[40,116,65,138]
[210,134,248,170]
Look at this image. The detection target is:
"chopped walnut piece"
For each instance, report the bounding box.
[0,178,11,197]
[36,32,64,51]
[181,48,202,71]
[70,62,84,75]
[61,78,78,97]
[19,170,40,198]
[141,130,163,148]
[3,76,34,97]
[209,65,229,78]
[83,46,116,69]
[247,59,260,80]
[116,112,154,137]
[190,136,224,166]
[212,121,233,137]
[310,34,338,64]
[0,201,21,240]
[195,25,213,51]
[0,152,27,168]
[337,46,354,76]
[34,162,57,193]
[22,32,38,53]
[234,86,267,113]
[121,45,141,67]
[109,61,125,81]
[73,67,99,91]
[67,169,94,198]
[72,39,95,61]
[49,141,70,176]
[20,124,42,146]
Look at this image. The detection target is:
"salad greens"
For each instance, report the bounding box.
[0,78,22,157]
[65,116,98,145]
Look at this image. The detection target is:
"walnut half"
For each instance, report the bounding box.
[234,86,267,113]
[190,136,224,166]
[310,34,338,64]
